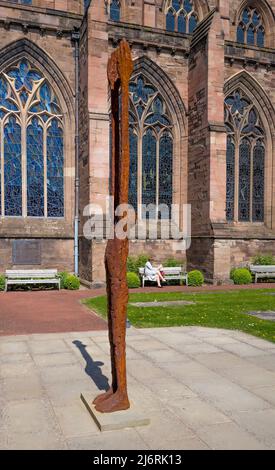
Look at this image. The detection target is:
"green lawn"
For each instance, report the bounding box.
[83,289,275,343]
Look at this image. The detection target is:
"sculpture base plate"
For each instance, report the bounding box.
[81,392,150,432]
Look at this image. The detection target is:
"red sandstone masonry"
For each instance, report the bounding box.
[0,1,274,284]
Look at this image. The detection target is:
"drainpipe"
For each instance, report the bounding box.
[72,27,80,276]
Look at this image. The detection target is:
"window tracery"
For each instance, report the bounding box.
[129,74,174,219]
[225,89,265,222]
[0,59,64,218]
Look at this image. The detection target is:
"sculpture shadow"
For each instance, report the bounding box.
[73,340,110,392]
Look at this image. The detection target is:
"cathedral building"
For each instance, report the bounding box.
[0,0,274,285]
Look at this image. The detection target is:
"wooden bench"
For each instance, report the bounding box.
[5,269,60,292]
[250,265,275,283]
[139,267,188,288]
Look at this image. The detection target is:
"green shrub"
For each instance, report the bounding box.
[127,254,149,274]
[252,254,275,266]
[232,268,252,285]
[163,258,179,268]
[127,256,137,273]
[63,274,80,290]
[127,272,140,289]
[230,267,237,280]
[136,255,149,272]
[58,271,69,289]
[0,275,5,291]
[188,270,204,287]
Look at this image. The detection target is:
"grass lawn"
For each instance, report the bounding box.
[83,288,275,343]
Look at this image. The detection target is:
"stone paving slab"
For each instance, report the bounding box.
[246,311,275,321]
[130,301,196,307]
[1,326,275,450]
[81,393,150,432]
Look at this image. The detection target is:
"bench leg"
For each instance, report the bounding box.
[5,280,7,292]
[142,277,145,288]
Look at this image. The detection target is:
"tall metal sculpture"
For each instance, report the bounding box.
[93,39,133,413]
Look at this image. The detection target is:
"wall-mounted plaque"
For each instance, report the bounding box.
[12,240,42,265]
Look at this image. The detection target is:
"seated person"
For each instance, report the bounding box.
[144,258,166,288]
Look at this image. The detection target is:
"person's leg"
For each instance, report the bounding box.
[157,270,166,283]
[156,274,161,287]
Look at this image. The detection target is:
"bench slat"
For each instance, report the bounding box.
[6,274,57,279]
[6,269,57,275]
[138,266,188,287]
[7,279,59,284]
[250,265,275,273]
[4,269,60,292]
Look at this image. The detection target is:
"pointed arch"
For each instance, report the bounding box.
[132,55,187,136]
[224,70,275,136]
[224,71,275,226]
[234,0,275,25]
[129,55,187,221]
[234,0,274,47]
[0,39,74,120]
[161,0,210,20]
[0,39,75,220]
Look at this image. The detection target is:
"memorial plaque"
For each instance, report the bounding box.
[12,240,41,265]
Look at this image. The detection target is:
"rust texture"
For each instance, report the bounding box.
[93,39,133,413]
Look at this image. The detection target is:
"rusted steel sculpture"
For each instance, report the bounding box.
[93,39,133,413]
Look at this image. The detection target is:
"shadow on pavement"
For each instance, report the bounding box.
[73,340,110,392]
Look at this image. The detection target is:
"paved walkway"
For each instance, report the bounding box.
[1,283,275,336]
[0,290,107,336]
[1,327,275,449]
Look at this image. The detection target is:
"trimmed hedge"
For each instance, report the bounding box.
[252,254,275,266]
[58,272,69,289]
[63,274,80,290]
[163,258,179,268]
[127,255,149,275]
[188,270,204,287]
[232,268,252,285]
[127,272,140,289]
[0,275,5,291]
[230,267,237,280]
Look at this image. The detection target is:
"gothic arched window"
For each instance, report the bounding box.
[165,0,198,34]
[0,59,64,218]
[129,75,174,219]
[6,1,32,4]
[110,0,121,22]
[225,90,265,223]
[237,7,265,47]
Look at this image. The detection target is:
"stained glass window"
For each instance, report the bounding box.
[226,136,235,221]
[225,89,265,223]
[159,133,173,219]
[129,129,138,213]
[165,0,198,34]
[238,139,251,221]
[237,7,265,47]
[5,1,32,4]
[4,117,22,216]
[142,130,157,218]
[237,25,245,43]
[166,9,175,32]
[47,119,64,218]
[253,141,265,222]
[110,0,120,21]
[129,74,174,219]
[178,13,186,33]
[27,118,44,217]
[0,59,64,218]
[189,14,198,33]
[257,27,265,47]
